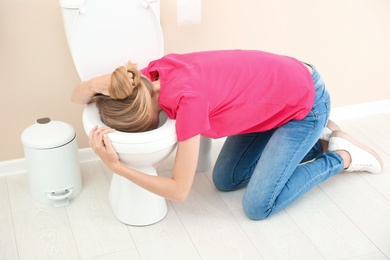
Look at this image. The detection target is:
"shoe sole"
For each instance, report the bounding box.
[330,130,383,173]
[327,120,340,132]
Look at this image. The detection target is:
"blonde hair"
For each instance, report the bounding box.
[90,61,154,132]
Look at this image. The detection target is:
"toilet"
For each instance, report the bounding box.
[60,0,212,226]
[83,103,176,226]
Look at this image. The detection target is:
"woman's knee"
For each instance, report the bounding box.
[212,170,238,191]
[212,161,250,191]
[242,193,271,220]
[212,172,229,191]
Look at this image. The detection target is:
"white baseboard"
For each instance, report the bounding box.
[0,158,27,177]
[1,99,389,177]
[0,148,99,177]
[330,99,390,120]
[78,148,100,162]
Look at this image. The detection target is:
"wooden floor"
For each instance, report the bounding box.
[1,113,390,260]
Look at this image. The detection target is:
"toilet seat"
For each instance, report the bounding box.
[83,103,176,146]
[71,0,164,81]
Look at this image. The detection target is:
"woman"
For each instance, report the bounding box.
[72,50,383,220]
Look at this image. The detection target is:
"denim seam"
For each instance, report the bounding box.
[282,163,342,210]
[329,151,345,167]
[264,69,330,217]
[266,115,319,217]
[232,134,259,187]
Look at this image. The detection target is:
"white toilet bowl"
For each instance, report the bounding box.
[83,103,176,225]
[60,0,171,225]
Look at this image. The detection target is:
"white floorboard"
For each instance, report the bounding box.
[1,113,389,260]
[0,178,18,260]
[65,163,137,259]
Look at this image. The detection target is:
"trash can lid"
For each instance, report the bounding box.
[21,117,76,149]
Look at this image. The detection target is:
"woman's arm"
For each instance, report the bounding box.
[71,74,111,104]
[89,126,200,201]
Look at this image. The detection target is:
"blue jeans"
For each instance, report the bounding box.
[212,66,344,220]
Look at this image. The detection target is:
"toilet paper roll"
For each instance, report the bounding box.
[177,0,201,25]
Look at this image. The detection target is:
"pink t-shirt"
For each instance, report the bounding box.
[141,50,315,142]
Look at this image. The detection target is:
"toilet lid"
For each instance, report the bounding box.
[71,0,164,81]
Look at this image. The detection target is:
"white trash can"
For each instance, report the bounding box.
[21,117,82,207]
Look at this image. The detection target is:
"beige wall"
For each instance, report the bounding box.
[1,0,389,162]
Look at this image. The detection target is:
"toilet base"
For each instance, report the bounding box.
[108,166,168,226]
[196,137,213,172]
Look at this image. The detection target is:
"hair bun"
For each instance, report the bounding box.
[126,61,142,87]
[110,61,142,99]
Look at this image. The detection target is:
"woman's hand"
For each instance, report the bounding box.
[89,126,119,170]
[98,135,200,202]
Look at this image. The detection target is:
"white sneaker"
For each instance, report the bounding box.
[320,120,341,141]
[328,130,383,174]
